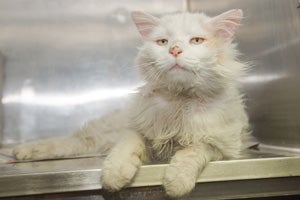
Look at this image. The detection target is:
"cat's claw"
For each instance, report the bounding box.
[163,164,196,198]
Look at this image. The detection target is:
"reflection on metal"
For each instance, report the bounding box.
[239,73,285,84]
[256,37,300,58]
[2,86,138,106]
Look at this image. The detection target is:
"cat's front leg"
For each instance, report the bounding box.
[163,144,223,198]
[101,131,148,191]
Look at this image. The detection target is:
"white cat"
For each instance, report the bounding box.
[13,9,253,197]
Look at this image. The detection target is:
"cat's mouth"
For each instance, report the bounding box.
[169,64,189,72]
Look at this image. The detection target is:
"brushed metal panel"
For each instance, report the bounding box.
[0,52,3,146]
[0,0,186,144]
[189,0,300,149]
[1,0,300,150]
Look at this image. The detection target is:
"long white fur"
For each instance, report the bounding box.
[13,10,252,198]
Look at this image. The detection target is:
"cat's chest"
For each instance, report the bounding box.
[147,94,189,117]
[152,95,179,113]
[131,93,201,138]
[130,93,203,161]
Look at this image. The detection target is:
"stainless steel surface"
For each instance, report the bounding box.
[0,51,3,146]
[189,0,300,150]
[0,155,299,197]
[0,0,186,144]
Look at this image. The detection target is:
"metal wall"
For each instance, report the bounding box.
[0,0,186,144]
[0,0,299,150]
[188,0,300,149]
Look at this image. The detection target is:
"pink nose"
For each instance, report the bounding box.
[169,46,183,57]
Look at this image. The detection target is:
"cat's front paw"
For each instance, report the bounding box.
[13,141,56,160]
[163,164,196,198]
[101,155,141,191]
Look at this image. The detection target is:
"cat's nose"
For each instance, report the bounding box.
[169,45,183,58]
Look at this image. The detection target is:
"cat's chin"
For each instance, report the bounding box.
[165,65,195,85]
[168,64,190,72]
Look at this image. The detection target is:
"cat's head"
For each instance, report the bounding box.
[132,10,246,97]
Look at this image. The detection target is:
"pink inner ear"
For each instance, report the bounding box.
[131,11,159,38]
[135,22,155,37]
[210,9,243,40]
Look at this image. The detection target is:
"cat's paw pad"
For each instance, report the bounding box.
[101,156,140,191]
[13,142,54,160]
[163,165,196,198]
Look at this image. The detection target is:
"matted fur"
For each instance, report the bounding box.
[13,10,253,197]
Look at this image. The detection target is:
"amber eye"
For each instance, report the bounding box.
[156,39,168,46]
[190,37,205,45]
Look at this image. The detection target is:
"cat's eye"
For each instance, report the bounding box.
[190,37,205,45]
[156,39,168,46]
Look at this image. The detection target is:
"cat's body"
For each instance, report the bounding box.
[13,10,253,197]
[131,84,248,162]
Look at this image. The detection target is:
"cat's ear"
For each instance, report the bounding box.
[131,11,159,38]
[209,9,243,40]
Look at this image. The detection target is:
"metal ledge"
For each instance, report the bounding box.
[0,155,299,198]
[131,156,300,187]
